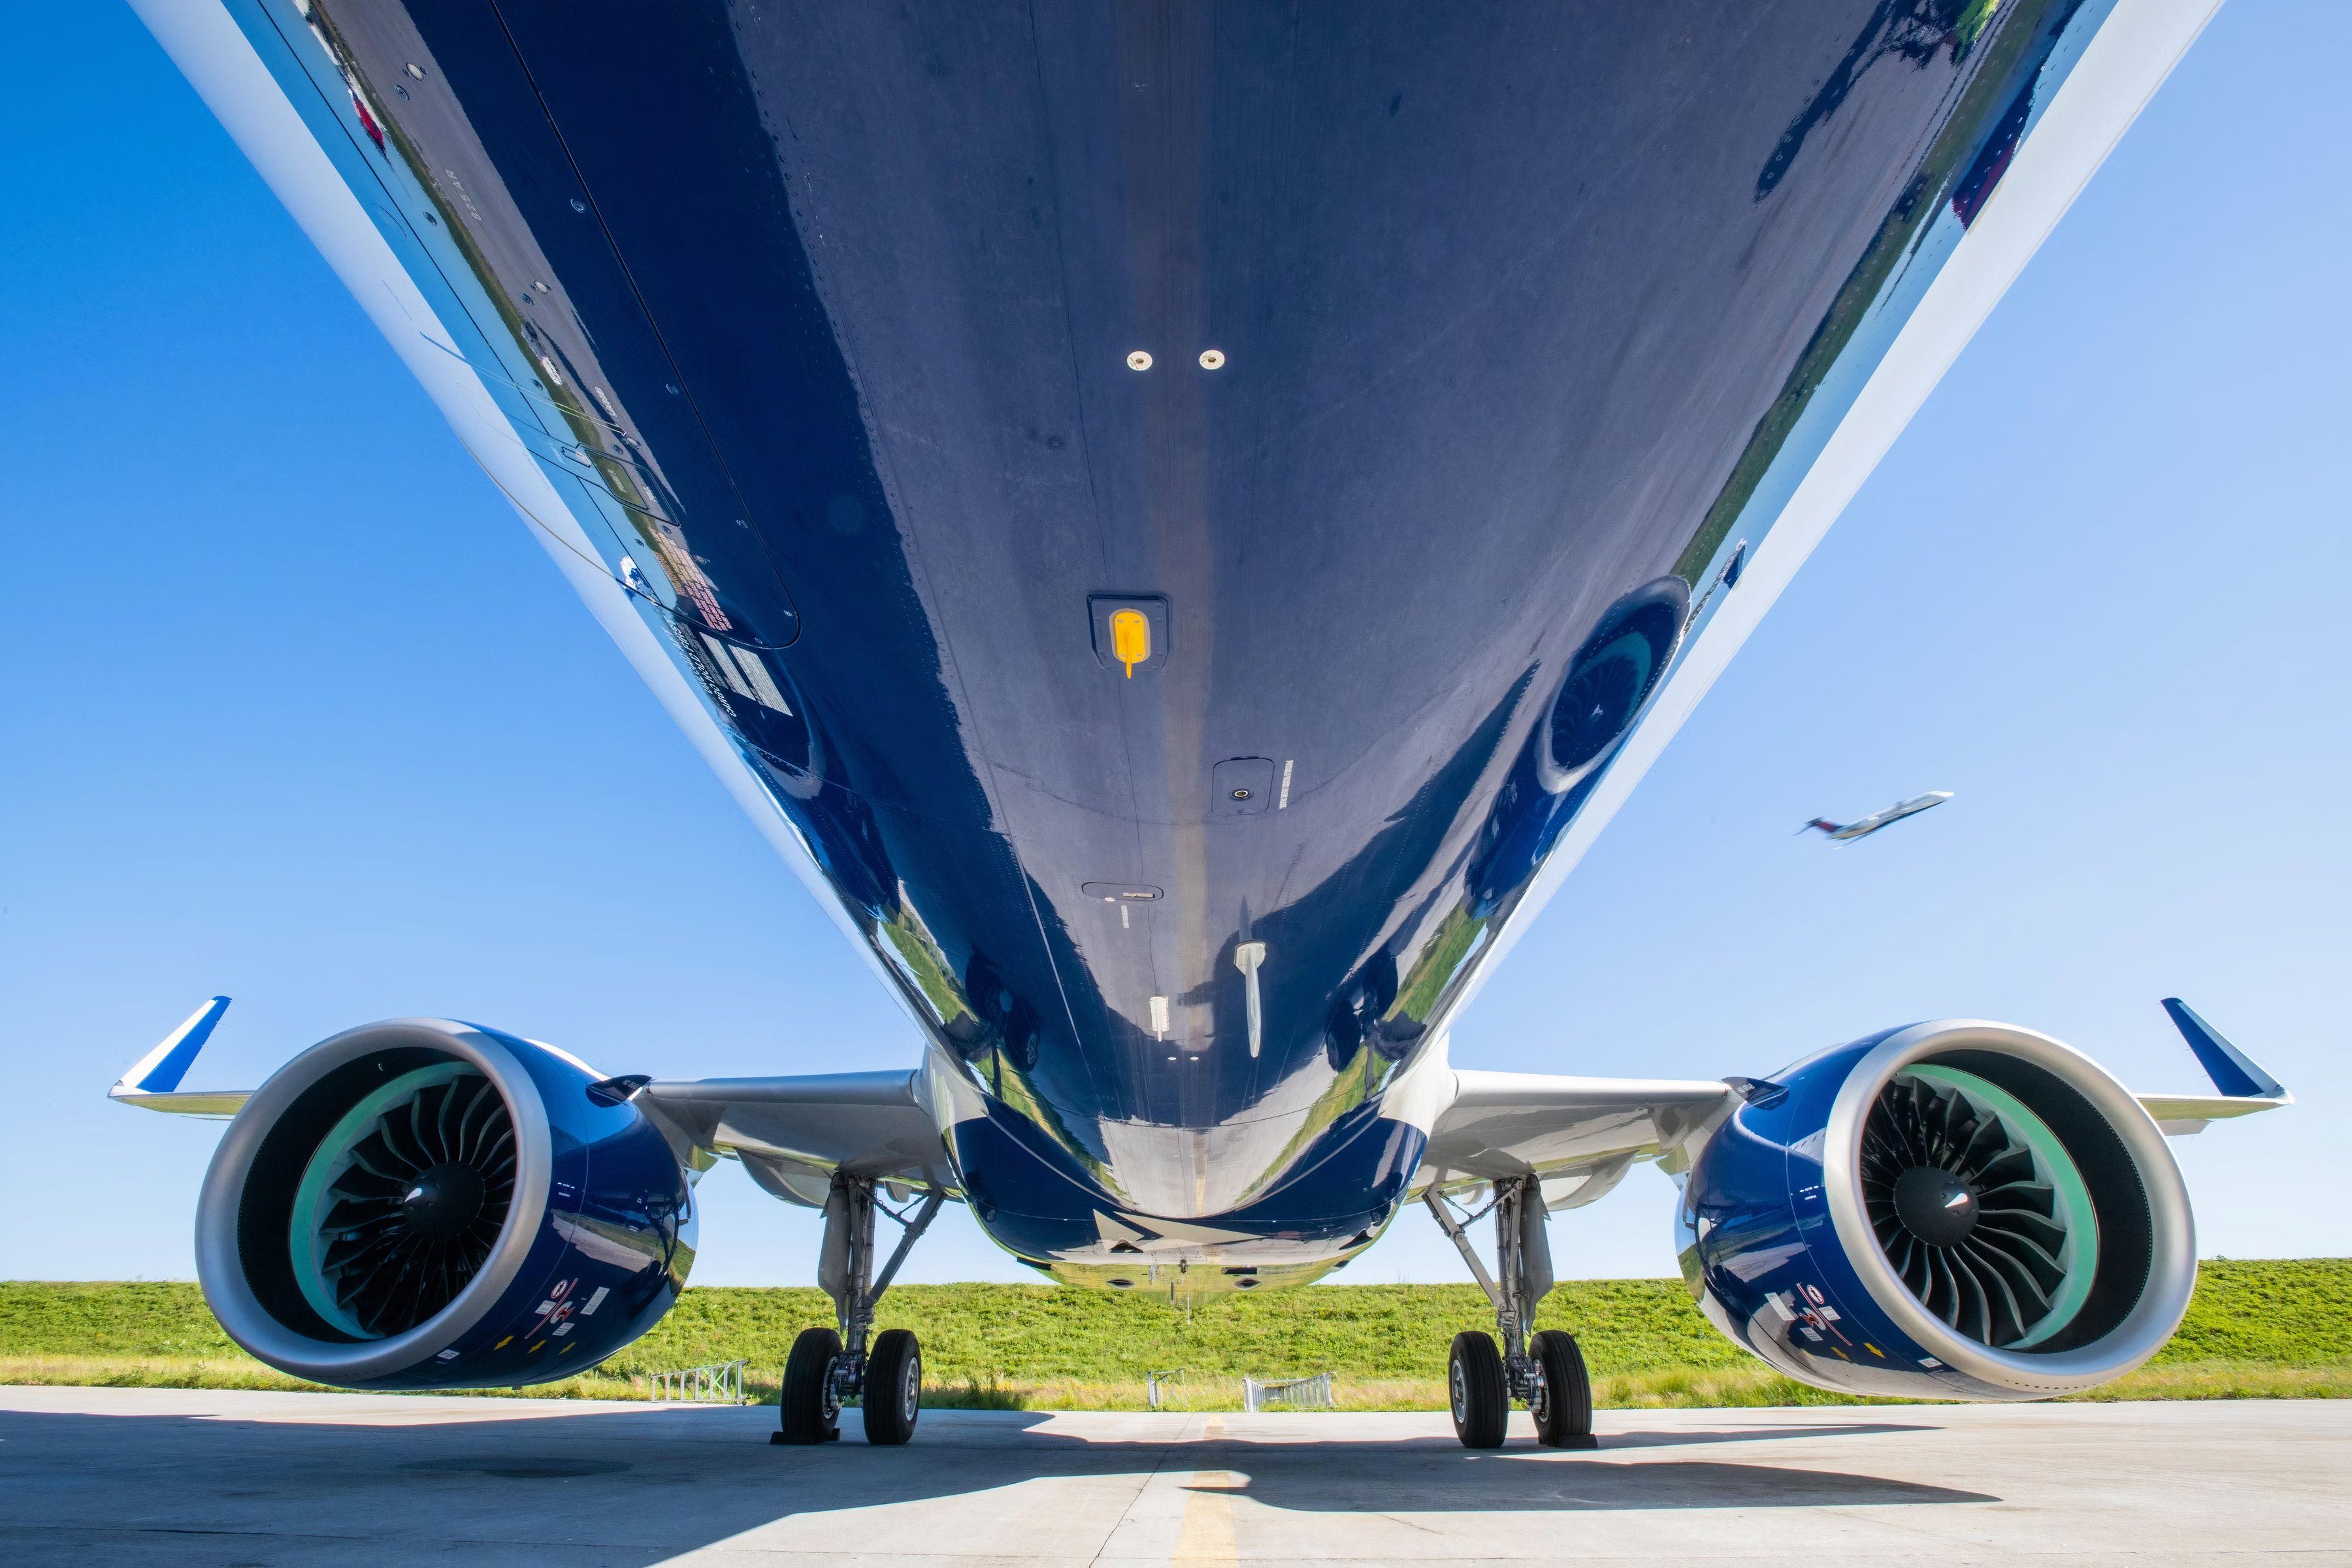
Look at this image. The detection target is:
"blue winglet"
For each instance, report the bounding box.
[2161,998,2284,1100]
[112,997,232,1096]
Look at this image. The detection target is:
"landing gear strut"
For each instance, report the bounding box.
[1425,1176,1594,1450]
[774,1173,943,1446]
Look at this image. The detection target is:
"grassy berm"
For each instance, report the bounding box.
[4,1260,2346,1411]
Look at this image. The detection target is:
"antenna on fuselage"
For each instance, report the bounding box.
[1234,941,1267,1057]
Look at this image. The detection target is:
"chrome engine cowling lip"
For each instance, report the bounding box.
[1823,1020,2194,1395]
[195,1019,553,1384]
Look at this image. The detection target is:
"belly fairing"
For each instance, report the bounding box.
[237,1,2121,1228]
[949,1100,1427,1276]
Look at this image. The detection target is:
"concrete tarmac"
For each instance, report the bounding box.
[2,1387,2345,1565]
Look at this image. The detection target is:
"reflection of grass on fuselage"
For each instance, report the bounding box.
[979,1050,1114,1194]
[874,904,1111,1191]
[876,904,972,1031]
[1386,901,1487,1036]
[10,1260,2345,1408]
[1671,2,2062,588]
[1215,1047,1381,1217]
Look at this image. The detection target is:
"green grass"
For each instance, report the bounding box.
[4,1260,2345,1410]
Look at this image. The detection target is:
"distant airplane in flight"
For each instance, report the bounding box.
[1800,792,1953,842]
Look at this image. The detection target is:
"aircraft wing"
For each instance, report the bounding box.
[1412,1070,1733,1211]
[636,1071,957,1207]
[1411,992,2293,1215]
[105,1001,958,1202]
[638,993,2291,1207]
[2135,1092,2289,1135]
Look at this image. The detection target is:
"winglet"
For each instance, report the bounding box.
[108,998,249,1118]
[2136,999,2291,1136]
[110,997,232,1098]
[2161,998,2286,1100]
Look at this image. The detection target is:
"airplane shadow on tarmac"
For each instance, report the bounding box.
[0,1403,1994,1561]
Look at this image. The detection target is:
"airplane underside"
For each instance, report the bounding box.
[114,0,2285,1448]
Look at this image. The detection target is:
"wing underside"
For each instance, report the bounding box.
[1413,1070,1733,1211]
[637,1071,955,1206]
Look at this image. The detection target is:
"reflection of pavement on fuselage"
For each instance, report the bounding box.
[5,1388,2343,1564]
[1088,1063,1376,1221]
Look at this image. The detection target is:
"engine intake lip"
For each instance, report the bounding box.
[1823,1021,2193,1396]
[195,1019,553,1384]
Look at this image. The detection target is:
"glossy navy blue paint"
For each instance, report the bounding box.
[2161,999,2285,1100]
[348,1032,694,1391]
[951,1103,1423,1267]
[1678,1032,2034,1400]
[227,0,2123,1269]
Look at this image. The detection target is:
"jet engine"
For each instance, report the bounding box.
[1676,1021,2194,1400]
[195,1019,694,1390]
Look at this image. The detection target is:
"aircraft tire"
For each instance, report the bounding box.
[1448,1331,1508,1449]
[774,1326,842,1446]
[1530,1329,1596,1449]
[862,1328,923,1446]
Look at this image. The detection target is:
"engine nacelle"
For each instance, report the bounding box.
[196,1019,694,1390]
[1677,1021,2194,1401]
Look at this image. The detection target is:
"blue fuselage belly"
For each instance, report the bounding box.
[253,1,2107,1260]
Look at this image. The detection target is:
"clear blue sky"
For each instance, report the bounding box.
[4,4,2345,1288]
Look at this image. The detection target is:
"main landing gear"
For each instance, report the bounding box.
[1424,1175,1595,1451]
[774,1173,943,1447]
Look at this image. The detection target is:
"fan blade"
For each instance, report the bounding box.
[1978,1177,2057,1218]
[1936,1090,1977,1167]
[1922,1249,1961,1326]
[1957,1114,2010,1179]
[328,1166,406,1201]
[455,1079,498,1164]
[344,1131,417,1184]
[432,1081,465,1164]
[1970,1222,2067,1295]
[1948,1247,1992,1344]
[1976,1200,2066,1251]
[1973,1146,2035,1191]
[1956,1241,2027,1345]
[1964,1236,2046,1333]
